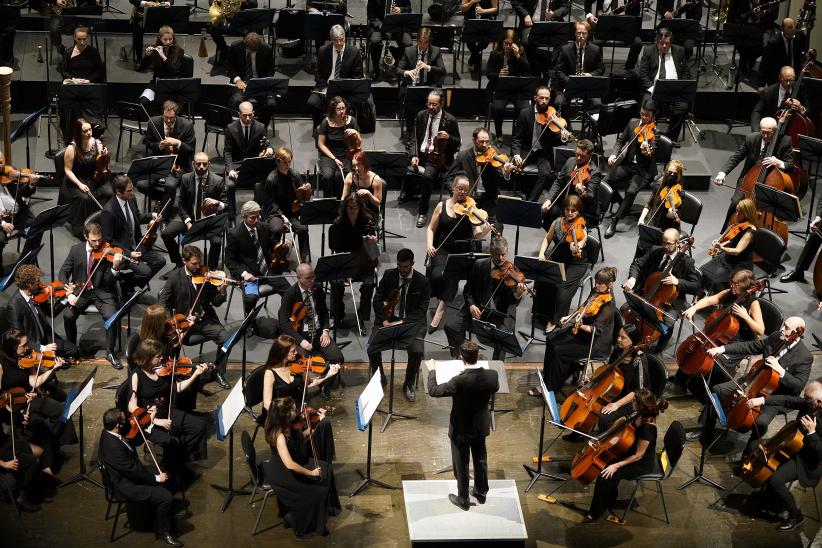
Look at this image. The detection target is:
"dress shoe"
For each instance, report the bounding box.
[663,381,686,397]
[470,488,486,504]
[321,385,332,401]
[213,371,231,390]
[370,70,381,82]
[604,223,617,239]
[107,351,123,370]
[448,493,470,511]
[16,496,41,512]
[778,513,804,531]
[416,214,427,228]
[159,532,184,546]
[404,386,416,402]
[380,375,388,386]
[780,269,805,283]
[671,141,681,149]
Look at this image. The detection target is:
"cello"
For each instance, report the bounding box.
[570,413,638,484]
[740,419,806,487]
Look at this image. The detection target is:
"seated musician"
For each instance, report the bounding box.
[328,195,378,329]
[0,151,39,269]
[445,236,528,360]
[586,388,666,522]
[128,0,170,66]
[659,0,703,60]
[158,245,232,389]
[226,32,276,128]
[462,0,500,71]
[342,150,384,224]
[635,160,684,250]
[746,380,822,531]
[426,174,494,331]
[752,66,808,131]
[703,316,812,464]
[307,24,365,129]
[396,27,446,138]
[758,17,808,88]
[781,193,822,285]
[225,200,292,319]
[587,3,643,73]
[225,101,273,193]
[142,99,196,176]
[597,325,651,431]
[256,146,312,264]
[210,0,259,66]
[407,90,461,228]
[550,21,605,113]
[535,139,600,226]
[537,196,590,333]
[60,222,124,371]
[98,407,182,546]
[511,85,573,202]
[699,198,758,294]
[604,99,658,238]
[260,335,339,462]
[48,1,97,57]
[367,0,412,82]
[713,117,793,231]
[316,97,360,199]
[101,175,166,294]
[487,30,531,147]
[127,339,209,487]
[277,263,345,401]
[530,266,617,398]
[728,0,777,78]
[264,396,341,538]
[512,0,570,71]
[9,265,79,360]
[621,227,701,350]
[127,304,170,372]
[161,152,228,270]
[137,26,185,109]
[0,384,43,512]
[637,28,691,144]
[369,248,430,401]
[57,27,105,141]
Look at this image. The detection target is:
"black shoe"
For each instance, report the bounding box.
[780,269,805,283]
[370,70,381,82]
[380,375,388,386]
[671,141,681,148]
[416,214,427,228]
[160,532,184,546]
[404,385,416,402]
[470,488,486,504]
[448,493,470,511]
[604,223,617,239]
[321,385,332,401]
[16,496,41,512]
[778,514,804,531]
[213,371,231,390]
[107,351,123,370]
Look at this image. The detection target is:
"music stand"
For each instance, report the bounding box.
[636,223,663,258]
[523,371,568,490]
[217,301,265,381]
[652,78,697,106]
[235,157,276,188]
[493,76,541,105]
[529,21,574,79]
[304,11,345,42]
[0,244,43,292]
[21,204,72,279]
[212,379,252,511]
[656,18,700,47]
[400,85,434,137]
[623,290,668,336]
[127,155,176,208]
[181,213,229,245]
[679,376,726,491]
[366,151,408,244]
[367,322,420,432]
[226,8,276,35]
[59,367,102,489]
[382,13,422,34]
[327,78,372,104]
[497,197,543,255]
[58,83,106,138]
[242,77,289,100]
[754,183,801,223]
[443,252,489,281]
[565,76,610,138]
[351,370,395,496]
[461,19,504,86]
[798,135,822,238]
[103,286,150,375]
[300,198,340,256]
[594,15,642,71]
[472,319,530,357]
[10,106,48,168]
[143,5,190,34]
[154,78,201,117]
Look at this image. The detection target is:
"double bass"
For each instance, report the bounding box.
[778,49,818,200]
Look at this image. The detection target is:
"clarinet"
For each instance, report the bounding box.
[503,44,510,72]
[414,48,424,85]
[576,40,583,75]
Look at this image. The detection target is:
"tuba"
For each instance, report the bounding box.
[209,0,242,28]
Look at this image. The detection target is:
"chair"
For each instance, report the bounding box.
[180,53,194,78]
[619,420,686,525]
[677,190,702,242]
[591,180,613,262]
[645,352,668,397]
[428,25,459,86]
[53,148,66,189]
[751,227,787,300]
[272,9,307,71]
[756,297,784,334]
[99,462,130,542]
[243,365,267,441]
[200,103,235,156]
[791,482,822,522]
[654,135,674,167]
[241,430,277,536]
[114,101,147,162]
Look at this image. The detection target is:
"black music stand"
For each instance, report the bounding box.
[443,252,489,281]
[524,371,568,490]
[0,244,43,292]
[754,183,801,224]
[351,371,395,496]
[327,78,372,104]
[21,204,72,279]
[154,78,201,117]
[103,286,150,373]
[652,79,697,118]
[565,76,610,139]
[461,19,504,86]
[235,157,276,189]
[304,11,345,67]
[301,198,340,257]
[657,17,700,47]
[623,290,668,336]
[798,135,822,238]
[497,197,543,255]
[493,76,541,104]
[529,21,574,79]
[594,15,642,71]
[58,83,106,138]
[472,319,530,357]
[636,223,663,258]
[218,301,265,381]
[59,367,102,489]
[242,77,289,100]
[314,252,361,338]
[181,213,229,245]
[211,382,253,512]
[679,376,726,491]
[11,106,49,168]
[127,155,176,209]
[226,8,276,35]
[400,85,434,138]
[143,5,190,34]
[382,13,422,34]
[367,322,420,432]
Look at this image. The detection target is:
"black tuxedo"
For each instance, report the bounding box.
[412,109,461,161]
[751,82,809,131]
[758,31,808,87]
[143,115,196,173]
[552,42,606,89]
[511,0,570,20]
[6,291,77,359]
[610,118,658,176]
[254,169,312,259]
[396,45,446,88]
[428,365,500,504]
[224,119,269,173]
[627,245,701,318]
[315,43,364,89]
[277,282,344,364]
[658,0,703,19]
[608,117,658,225]
[101,196,166,289]
[638,43,691,140]
[225,221,291,314]
[511,106,565,199]
[226,40,274,83]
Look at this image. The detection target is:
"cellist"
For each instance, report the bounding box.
[780,193,822,284]
[597,325,651,431]
[701,317,811,464]
[751,66,808,131]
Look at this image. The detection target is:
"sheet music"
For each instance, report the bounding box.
[435,360,489,385]
[61,368,97,422]
[355,370,385,431]
[214,380,246,441]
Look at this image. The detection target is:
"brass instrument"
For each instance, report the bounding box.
[50,0,76,17]
[209,0,242,28]
[797,0,816,31]
[710,2,728,23]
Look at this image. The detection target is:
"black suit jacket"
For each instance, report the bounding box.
[256,168,306,219]
[412,109,461,163]
[367,0,411,26]
[101,197,150,253]
[372,268,430,325]
[638,43,692,91]
[175,171,228,223]
[278,283,331,344]
[159,266,226,322]
[628,245,701,313]
[751,82,809,131]
[446,147,508,197]
[396,45,446,87]
[464,258,521,317]
[658,0,703,20]
[315,43,364,88]
[226,40,274,82]
[225,221,275,279]
[511,0,570,20]
[546,156,603,210]
[98,431,161,501]
[511,106,565,161]
[724,332,812,397]
[8,290,51,347]
[428,367,500,441]
[758,31,808,86]
[552,42,605,89]
[611,118,658,177]
[761,395,822,486]
[224,119,268,170]
[720,132,795,181]
[59,242,118,296]
[143,115,196,172]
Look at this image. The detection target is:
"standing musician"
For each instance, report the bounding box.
[550,21,605,112]
[462,0,500,71]
[396,27,447,138]
[751,66,808,131]
[98,408,182,547]
[603,100,658,239]
[637,160,684,235]
[585,388,665,522]
[101,175,167,294]
[142,100,196,176]
[59,222,124,371]
[137,25,184,109]
[426,174,494,331]
[511,85,574,204]
[342,150,384,223]
[428,341,500,511]
[704,317,812,463]
[530,266,617,399]
[407,90,461,228]
[9,265,79,361]
[367,0,412,82]
[226,32,276,128]
[659,0,703,60]
[713,117,794,231]
[317,98,361,199]
[444,236,528,359]
[637,28,691,144]
[486,30,531,147]
[758,17,808,88]
[535,139,601,225]
[158,245,232,390]
[369,249,431,402]
[161,152,229,270]
[699,198,758,295]
[781,195,822,285]
[746,380,822,531]
[277,263,345,401]
[256,146,312,264]
[225,101,274,187]
[0,151,40,268]
[596,325,651,430]
[308,24,365,129]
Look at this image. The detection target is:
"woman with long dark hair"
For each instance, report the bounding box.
[597,324,652,430]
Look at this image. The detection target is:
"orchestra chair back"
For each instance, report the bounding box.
[241,430,278,536]
[113,101,148,162]
[751,227,787,300]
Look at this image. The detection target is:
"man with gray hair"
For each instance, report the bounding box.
[308,24,364,127]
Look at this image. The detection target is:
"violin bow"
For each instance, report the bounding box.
[167,356,177,417]
[136,197,173,252]
[25,353,46,417]
[132,414,163,474]
[301,290,321,469]
[581,325,597,386]
[613,121,651,164]
[73,247,110,304]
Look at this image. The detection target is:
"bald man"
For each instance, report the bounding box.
[759,18,808,87]
[751,66,808,131]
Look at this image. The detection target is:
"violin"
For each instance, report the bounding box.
[91,243,139,265]
[561,216,586,259]
[708,220,752,257]
[269,235,290,274]
[427,133,449,169]
[124,406,152,441]
[291,405,322,431]
[383,286,402,320]
[290,299,308,332]
[289,355,327,375]
[17,350,59,369]
[535,107,576,143]
[164,313,193,347]
[32,281,71,304]
[291,171,313,215]
[191,267,244,287]
[0,165,52,185]
[153,357,213,377]
[453,196,489,226]
[0,386,28,408]
[258,135,271,158]
[475,145,511,168]
[490,261,535,296]
[656,181,682,223]
[570,163,592,196]
[632,121,656,158]
[561,291,613,335]
[92,136,112,184]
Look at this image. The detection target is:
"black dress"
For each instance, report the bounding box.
[265,434,341,538]
[272,370,336,463]
[428,200,474,302]
[58,139,113,238]
[317,116,361,198]
[536,217,590,324]
[699,226,755,294]
[597,352,650,430]
[328,216,377,321]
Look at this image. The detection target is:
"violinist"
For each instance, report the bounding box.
[746,380,822,531]
[550,21,605,112]
[0,391,42,512]
[637,160,685,234]
[137,26,185,109]
[511,85,573,202]
[264,397,341,538]
[142,100,196,176]
[752,66,808,131]
[159,245,232,390]
[127,304,171,373]
[407,90,461,228]
[586,388,666,522]
[531,267,617,399]
[713,117,793,231]
[426,175,494,332]
[342,150,384,222]
[256,146,312,264]
[59,222,124,371]
[700,199,758,294]
[487,30,531,147]
[596,325,652,432]
[277,263,345,401]
[316,97,361,199]
[603,100,658,239]
[637,28,691,143]
[704,317,811,464]
[535,139,601,226]
[781,193,822,284]
[98,408,182,546]
[445,236,528,360]
[0,151,38,261]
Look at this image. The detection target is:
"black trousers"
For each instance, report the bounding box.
[331,278,376,323]
[367,28,411,74]
[317,155,350,199]
[451,436,489,504]
[761,458,802,517]
[610,164,655,222]
[445,307,515,360]
[519,156,553,203]
[299,329,345,366]
[367,324,425,388]
[266,214,312,260]
[184,318,230,372]
[162,220,223,269]
[644,92,688,141]
[406,161,445,216]
[63,288,118,352]
[703,379,781,457]
[795,231,822,273]
[542,328,591,394]
[116,480,174,534]
[0,434,38,493]
[126,247,167,290]
[492,98,530,138]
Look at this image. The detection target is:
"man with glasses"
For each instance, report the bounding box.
[550,21,605,112]
[225,101,274,189]
[638,28,691,143]
[308,24,364,128]
[752,66,808,131]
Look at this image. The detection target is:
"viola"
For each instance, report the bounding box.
[475,145,510,168]
[92,136,112,185]
[561,216,586,259]
[124,406,152,440]
[383,286,402,320]
[560,291,614,335]
[676,280,765,376]
[32,281,70,304]
[570,163,592,196]
[0,386,28,408]
[741,418,806,487]
[191,267,244,287]
[17,350,59,369]
[490,261,532,292]
[536,107,576,142]
[426,133,449,169]
[268,236,290,274]
[291,172,313,215]
[657,182,682,223]
[453,196,489,226]
[164,313,192,347]
[708,220,753,257]
[90,243,139,265]
[289,355,327,375]
[634,121,656,157]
